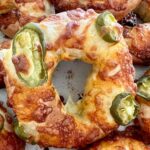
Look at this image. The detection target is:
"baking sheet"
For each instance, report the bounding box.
[0,59,149,150]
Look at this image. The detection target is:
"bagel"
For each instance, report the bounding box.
[50,0,141,20]
[0,0,55,38]
[123,24,150,65]
[136,0,150,22]
[3,9,137,148]
[136,69,150,135]
[87,125,150,149]
[87,135,149,150]
[0,103,25,150]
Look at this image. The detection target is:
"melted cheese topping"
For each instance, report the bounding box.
[140,103,150,119]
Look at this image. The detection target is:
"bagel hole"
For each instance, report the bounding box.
[52,60,92,104]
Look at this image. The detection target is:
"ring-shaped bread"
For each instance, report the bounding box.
[50,0,141,20]
[0,103,25,150]
[0,0,55,38]
[88,135,149,150]
[136,69,150,135]
[3,9,137,148]
[87,125,150,149]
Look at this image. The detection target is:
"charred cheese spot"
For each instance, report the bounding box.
[12,54,30,74]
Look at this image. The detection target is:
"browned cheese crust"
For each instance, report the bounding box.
[136,69,150,135]
[87,136,150,150]
[0,0,55,38]
[0,104,25,150]
[124,24,150,65]
[50,0,141,20]
[136,0,150,22]
[3,9,136,148]
[86,125,150,149]
[0,0,16,15]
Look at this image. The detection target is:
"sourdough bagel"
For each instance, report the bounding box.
[50,0,141,20]
[0,103,25,150]
[124,24,150,65]
[0,0,55,38]
[136,0,150,22]
[3,9,137,148]
[136,69,150,135]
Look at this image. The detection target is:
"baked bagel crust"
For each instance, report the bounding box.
[136,69,150,135]
[50,0,141,20]
[0,0,55,38]
[136,0,150,22]
[0,104,25,150]
[0,0,16,15]
[124,24,150,65]
[87,136,149,150]
[3,9,136,148]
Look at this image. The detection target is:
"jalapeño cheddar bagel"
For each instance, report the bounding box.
[3,9,137,148]
[136,69,150,135]
[88,135,149,150]
[50,0,141,20]
[0,0,55,38]
[87,125,150,149]
[0,103,25,150]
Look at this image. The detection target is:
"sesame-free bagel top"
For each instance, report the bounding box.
[50,0,141,20]
[3,9,136,148]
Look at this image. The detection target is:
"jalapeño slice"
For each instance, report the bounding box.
[110,93,139,125]
[12,23,47,87]
[137,75,150,101]
[14,120,28,140]
[96,11,122,43]
[0,114,4,131]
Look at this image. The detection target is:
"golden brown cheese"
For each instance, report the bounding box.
[50,0,141,20]
[3,9,136,148]
[0,104,25,150]
[136,0,150,22]
[124,24,150,65]
[87,136,149,150]
[87,125,150,149]
[0,0,55,38]
[0,0,16,15]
